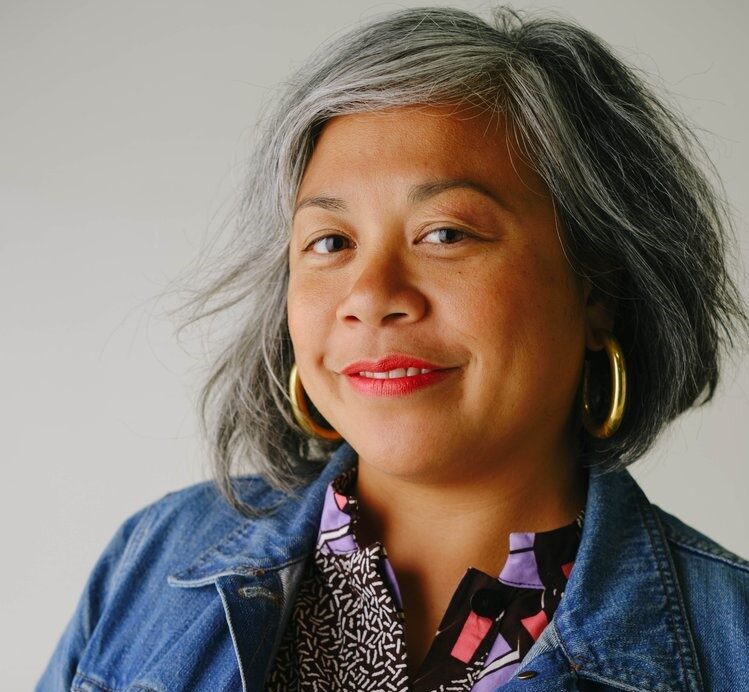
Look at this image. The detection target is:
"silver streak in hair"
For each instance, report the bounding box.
[169,6,748,517]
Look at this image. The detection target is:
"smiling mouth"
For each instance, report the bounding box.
[343,367,459,397]
[340,354,454,376]
[354,367,438,379]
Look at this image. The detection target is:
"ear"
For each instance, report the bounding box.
[582,277,617,351]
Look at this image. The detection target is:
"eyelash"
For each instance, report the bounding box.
[303,227,472,255]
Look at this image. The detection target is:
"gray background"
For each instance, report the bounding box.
[2,0,747,687]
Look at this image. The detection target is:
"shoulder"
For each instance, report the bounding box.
[653,504,749,579]
[654,504,749,616]
[66,474,288,616]
[651,505,749,685]
[144,474,283,520]
[120,474,287,566]
[36,475,287,691]
[654,504,749,606]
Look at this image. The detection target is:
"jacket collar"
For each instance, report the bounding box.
[168,441,703,691]
[550,461,704,691]
[167,441,358,586]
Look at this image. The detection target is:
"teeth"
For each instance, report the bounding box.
[357,368,433,379]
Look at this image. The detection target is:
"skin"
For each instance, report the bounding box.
[286,103,614,677]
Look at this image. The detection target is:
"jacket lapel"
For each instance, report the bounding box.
[521,463,706,692]
[168,442,705,692]
[167,442,357,691]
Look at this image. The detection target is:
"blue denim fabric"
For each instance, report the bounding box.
[37,441,749,692]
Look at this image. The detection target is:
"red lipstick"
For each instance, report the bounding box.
[341,355,448,374]
[340,354,459,397]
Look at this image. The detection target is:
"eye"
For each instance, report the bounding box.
[420,227,471,245]
[305,234,352,254]
[303,227,472,255]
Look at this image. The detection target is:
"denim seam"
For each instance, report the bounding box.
[118,503,158,577]
[184,521,259,574]
[72,670,121,692]
[171,505,297,580]
[548,616,641,690]
[79,504,160,655]
[215,580,249,692]
[640,499,704,692]
[654,506,707,692]
[641,503,689,688]
[169,553,310,588]
[664,536,749,575]
[99,508,158,676]
[546,619,573,666]
[566,493,691,692]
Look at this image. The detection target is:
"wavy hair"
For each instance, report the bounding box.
[170,5,748,517]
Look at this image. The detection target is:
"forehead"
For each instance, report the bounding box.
[297,104,549,207]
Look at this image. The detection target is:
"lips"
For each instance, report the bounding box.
[340,354,450,375]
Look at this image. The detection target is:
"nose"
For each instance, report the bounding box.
[335,247,427,327]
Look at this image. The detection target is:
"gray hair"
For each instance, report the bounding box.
[170,5,748,517]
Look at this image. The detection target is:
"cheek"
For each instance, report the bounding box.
[511,240,583,324]
[446,257,535,338]
[453,247,584,364]
[286,274,314,350]
[286,272,336,358]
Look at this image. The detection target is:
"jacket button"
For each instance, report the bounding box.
[470,588,504,618]
[517,670,538,680]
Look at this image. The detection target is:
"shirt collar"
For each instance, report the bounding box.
[168,440,703,690]
[315,460,585,588]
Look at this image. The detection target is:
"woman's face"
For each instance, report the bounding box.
[287,104,607,481]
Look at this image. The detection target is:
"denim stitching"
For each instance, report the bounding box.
[664,536,749,575]
[639,499,704,692]
[657,510,749,569]
[215,579,249,692]
[72,671,121,692]
[118,503,157,577]
[653,505,707,691]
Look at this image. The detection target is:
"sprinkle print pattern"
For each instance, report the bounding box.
[265,463,584,691]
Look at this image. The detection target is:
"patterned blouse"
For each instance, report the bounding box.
[265,462,584,691]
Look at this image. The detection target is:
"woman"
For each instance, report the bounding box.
[37,5,748,692]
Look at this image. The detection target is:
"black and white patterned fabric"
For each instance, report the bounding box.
[264,462,584,691]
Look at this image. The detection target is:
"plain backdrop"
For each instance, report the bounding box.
[2,0,747,687]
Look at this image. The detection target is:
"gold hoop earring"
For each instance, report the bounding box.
[288,362,342,441]
[582,331,627,439]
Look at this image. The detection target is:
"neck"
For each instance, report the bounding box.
[352,437,588,580]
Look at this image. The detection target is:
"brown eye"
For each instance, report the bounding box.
[421,228,471,245]
[307,234,351,254]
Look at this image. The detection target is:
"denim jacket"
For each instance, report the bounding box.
[37,441,749,692]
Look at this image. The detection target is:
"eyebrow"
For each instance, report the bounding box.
[292,177,513,219]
